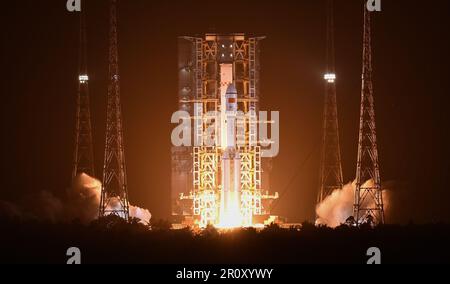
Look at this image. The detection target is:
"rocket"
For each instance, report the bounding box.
[219,83,242,227]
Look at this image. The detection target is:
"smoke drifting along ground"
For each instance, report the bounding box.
[316,179,390,227]
[0,173,151,224]
[67,173,102,223]
[70,173,152,224]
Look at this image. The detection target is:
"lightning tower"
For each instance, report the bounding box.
[353,3,385,225]
[72,4,95,179]
[99,0,130,219]
[317,0,343,204]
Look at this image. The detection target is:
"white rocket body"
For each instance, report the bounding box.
[220,64,233,148]
[218,64,241,227]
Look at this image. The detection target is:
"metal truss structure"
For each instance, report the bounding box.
[353,4,385,225]
[99,0,130,220]
[72,5,95,179]
[317,0,344,204]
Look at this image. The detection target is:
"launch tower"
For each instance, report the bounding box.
[172,34,277,228]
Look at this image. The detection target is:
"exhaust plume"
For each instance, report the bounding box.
[316,179,390,227]
[71,173,151,224]
[67,173,102,223]
[0,173,151,225]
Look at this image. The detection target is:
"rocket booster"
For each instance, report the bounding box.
[219,84,242,227]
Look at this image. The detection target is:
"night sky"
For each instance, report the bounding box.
[2,0,450,223]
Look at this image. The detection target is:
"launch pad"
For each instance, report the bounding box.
[172,34,279,228]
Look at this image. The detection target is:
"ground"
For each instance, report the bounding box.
[1,216,449,264]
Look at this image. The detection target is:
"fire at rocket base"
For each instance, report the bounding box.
[218,84,242,228]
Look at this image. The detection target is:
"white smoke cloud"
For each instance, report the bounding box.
[315,179,389,227]
[70,173,151,224]
[0,173,151,225]
[315,181,355,227]
[67,173,102,223]
[129,205,151,225]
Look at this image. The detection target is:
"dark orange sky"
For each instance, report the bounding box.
[3,0,450,223]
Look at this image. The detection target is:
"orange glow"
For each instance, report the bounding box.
[217,190,242,228]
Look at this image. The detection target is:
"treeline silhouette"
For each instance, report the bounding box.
[0,215,449,263]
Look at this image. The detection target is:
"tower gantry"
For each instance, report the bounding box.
[99,0,130,220]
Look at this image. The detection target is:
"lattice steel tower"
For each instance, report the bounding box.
[317,0,343,204]
[99,0,129,219]
[72,5,95,179]
[353,4,384,225]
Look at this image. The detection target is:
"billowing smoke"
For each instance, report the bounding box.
[129,205,152,224]
[102,196,152,224]
[315,181,355,227]
[315,179,390,227]
[66,173,102,223]
[70,173,151,224]
[0,173,151,225]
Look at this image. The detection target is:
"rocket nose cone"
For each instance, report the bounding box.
[226,84,237,95]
